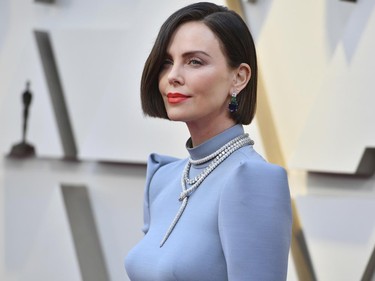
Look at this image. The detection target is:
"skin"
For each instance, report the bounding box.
[158,21,251,146]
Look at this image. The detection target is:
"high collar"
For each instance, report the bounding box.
[186,124,245,162]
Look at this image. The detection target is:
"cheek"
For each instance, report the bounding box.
[193,72,230,97]
[189,72,219,92]
[158,76,166,94]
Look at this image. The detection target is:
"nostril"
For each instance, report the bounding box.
[168,75,183,86]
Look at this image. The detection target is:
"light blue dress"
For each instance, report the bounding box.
[125,125,292,281]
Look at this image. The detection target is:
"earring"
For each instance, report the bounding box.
[228,92,238,113]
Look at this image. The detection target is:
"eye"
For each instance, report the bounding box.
[161,58,173,68]
[188,58,203,66]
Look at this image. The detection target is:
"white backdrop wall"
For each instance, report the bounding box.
[0,157,146,281]
[0,0,197,161]
[1,0,375,281]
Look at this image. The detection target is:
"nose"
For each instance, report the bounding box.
[167,64,184,86]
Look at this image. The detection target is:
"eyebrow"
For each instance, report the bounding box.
[166,50,211,58]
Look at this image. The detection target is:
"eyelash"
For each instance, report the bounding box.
[188,58,203,65]
[162,59,173,66]
[161,57,204,67]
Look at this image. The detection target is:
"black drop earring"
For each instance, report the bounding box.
[228,92,238,113]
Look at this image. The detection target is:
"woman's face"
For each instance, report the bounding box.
[158,21,236,128]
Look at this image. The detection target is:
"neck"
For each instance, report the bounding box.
[186,118,236,147]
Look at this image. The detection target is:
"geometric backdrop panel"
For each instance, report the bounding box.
[290,1,375,175]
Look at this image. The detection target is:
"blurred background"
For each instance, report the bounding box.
[0,0,374,280]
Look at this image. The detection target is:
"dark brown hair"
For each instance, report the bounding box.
[140,2,257,125]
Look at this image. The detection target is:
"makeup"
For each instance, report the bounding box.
[167,93,189,104]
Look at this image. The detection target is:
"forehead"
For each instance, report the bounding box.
[167,21,224,55]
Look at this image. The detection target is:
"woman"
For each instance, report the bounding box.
[125,2,292,280]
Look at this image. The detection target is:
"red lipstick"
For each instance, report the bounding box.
[167,93,189,104]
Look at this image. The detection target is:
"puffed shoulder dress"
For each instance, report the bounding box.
[125,124,292,281]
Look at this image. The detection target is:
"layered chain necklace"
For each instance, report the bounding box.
[160,133,254,247]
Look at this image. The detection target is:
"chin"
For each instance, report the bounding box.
[166,110,188,122]
[167,115,186,122]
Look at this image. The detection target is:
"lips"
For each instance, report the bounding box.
[167,93,190,104]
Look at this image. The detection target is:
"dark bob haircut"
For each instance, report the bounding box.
[140,2,257,125]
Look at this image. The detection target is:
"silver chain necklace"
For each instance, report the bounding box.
[159,133,254,247]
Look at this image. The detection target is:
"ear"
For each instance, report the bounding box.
[232,63,251,94]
